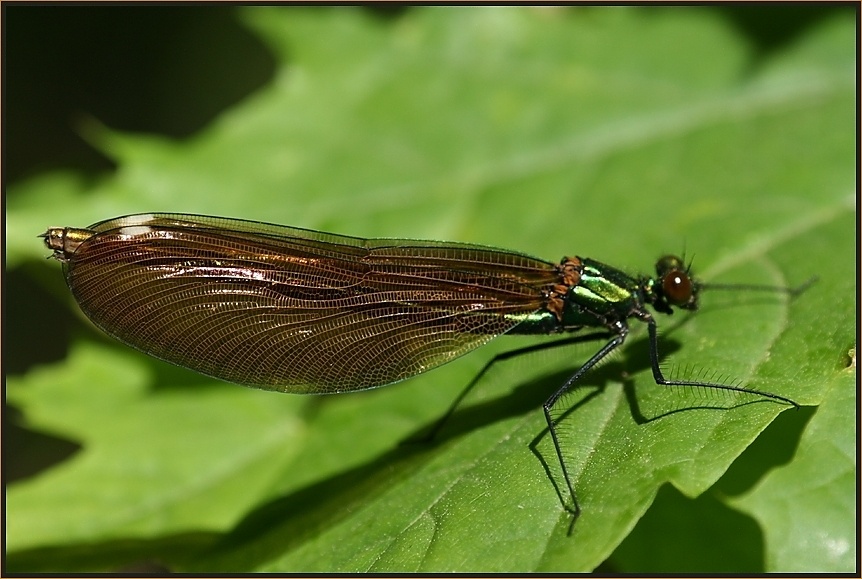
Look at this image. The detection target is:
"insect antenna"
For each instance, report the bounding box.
[700,276,817,297]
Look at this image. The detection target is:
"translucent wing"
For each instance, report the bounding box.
[61,213,560,393]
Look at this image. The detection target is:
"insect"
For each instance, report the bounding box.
[42,213,813,517]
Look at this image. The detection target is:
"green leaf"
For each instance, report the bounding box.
[729,360,856,572]
[6,343,308,551]
[6,6,855,573]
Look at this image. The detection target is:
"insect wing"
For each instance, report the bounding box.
[63,214,558,393]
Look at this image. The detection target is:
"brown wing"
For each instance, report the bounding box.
[63,213,559,393]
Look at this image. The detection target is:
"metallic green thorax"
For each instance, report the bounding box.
[510,255,700,335]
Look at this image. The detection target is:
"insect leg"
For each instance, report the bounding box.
[644,318,799,407]
[543,322,628,518]
[409,332,613,444]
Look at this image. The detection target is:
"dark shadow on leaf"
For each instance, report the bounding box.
[5,6,277,183]
[717,404,815,496]
[147,358,231,393]
[5,531,216,574]
[712,4,855,69]
[4,404,83,485]
[605,482,767,573]
[5,265,75,376]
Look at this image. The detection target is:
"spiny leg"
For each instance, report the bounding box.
[543,322,629,518]
[643,318,799,407]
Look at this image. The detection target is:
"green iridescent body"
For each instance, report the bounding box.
[510,256,693,335]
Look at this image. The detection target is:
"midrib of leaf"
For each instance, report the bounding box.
[476,68,852,181]
[359,442,502,571]
[704,194,855,279]
[303,67,853,222]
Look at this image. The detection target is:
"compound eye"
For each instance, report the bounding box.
[662,269,693,306]
[656,255,684,277]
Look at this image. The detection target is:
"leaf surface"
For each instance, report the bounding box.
[6,6,855,573]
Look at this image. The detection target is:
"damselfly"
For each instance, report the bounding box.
[42,213,813,517]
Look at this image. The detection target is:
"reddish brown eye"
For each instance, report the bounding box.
[662,269,692,305]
